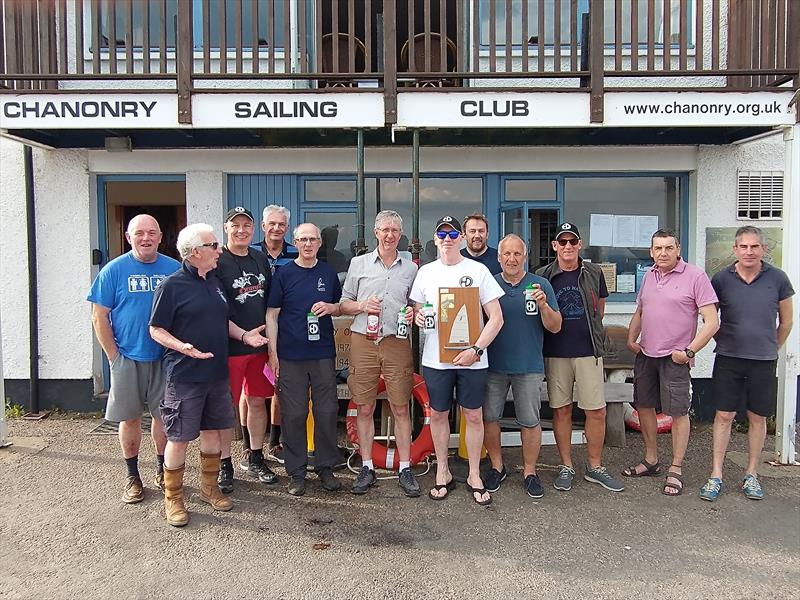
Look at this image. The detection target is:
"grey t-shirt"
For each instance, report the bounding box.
[712,262,794,360]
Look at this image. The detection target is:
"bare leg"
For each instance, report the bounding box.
[429,409,452,497]
[483,420,504,471]
[271,395,281,428]
[389,402,413,463]
[220,427,234,460]
[356,402,377,461]
[584,407,607,469]
[149,416,167,455]
[710,410,735,479]
[164,440,189,469]
[664,414,690,495]
[199,429,223,455]
[520,425,542,477]
[552,405,574,467]
[745,411,767,476]
[463,407,489,503]
[637,407,660,466]
[245,396,268,450]
[119,418,142,459]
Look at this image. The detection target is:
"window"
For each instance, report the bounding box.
[737,171,783,220]
[194,0,286,50]
[96,0,178,49]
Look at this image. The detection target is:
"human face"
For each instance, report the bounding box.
[733,232,765,269]
[193,231,222,273]
[225,215,255,250]
[125,215,162,263]
[374,219,401,254]
[434,225,461,256]
[650,236,681,272]
[499,238,527,279]
[262,211,289,245]
[464,218,488,254]
[552,234,581,267]
[293,224,321,261]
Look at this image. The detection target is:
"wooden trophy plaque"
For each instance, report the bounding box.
[437,287,481,363]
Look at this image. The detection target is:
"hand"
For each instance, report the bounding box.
[361,296,382,314]
[671,350,690,365]
[243,325,269,348]
[107,350,120,363]
[452,347,479,367]
[268,355,280,379]
[414,309,426,328]
[180,342,213,359]
[627,341,642,354]
[532,284,547,307]
[405,307,414,325]
[311,302,336,317]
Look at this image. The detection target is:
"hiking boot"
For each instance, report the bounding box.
[742,474,764,500]
[318,468,341,492]
[200,452,233,512]
[584,464,625,492]
[483,466,507,493]
[217,459,234,494]
[247,458,278,485]
[238,449,252,472]
[553,465,575,491]
[699,477,723,502]
[288,476,306,496]
[351,466,376,495]
[122,476,144,504]
[154,471,165,491]
[267,443,285,464]
[163,465,189,527]
[398,468,421,498]
[524,474,544,499]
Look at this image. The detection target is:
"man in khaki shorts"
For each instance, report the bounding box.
[536,222,624,493]
[340,210,419,496]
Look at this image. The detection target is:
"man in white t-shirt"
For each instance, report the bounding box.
[410,216,504,506]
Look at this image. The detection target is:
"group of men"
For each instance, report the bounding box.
[89,205,793,526]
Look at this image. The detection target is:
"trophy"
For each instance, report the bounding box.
[437,287,481,362]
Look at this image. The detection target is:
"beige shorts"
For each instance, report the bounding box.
[544,356,606,411]
[348,332,414,406]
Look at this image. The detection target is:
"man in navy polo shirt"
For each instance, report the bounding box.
[460,213,501,275]
[150,223,269,527]
[266,222,343,497]
[699,226,794,502]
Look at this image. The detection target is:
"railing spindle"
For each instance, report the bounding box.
[234,0,243,74]
[614,0,622,71]
[505,0,512,71]
[537,0,545,72]
[251,0,258,74]
[630,0,639,71]
[553,0,561,72]
[693,0,702,70]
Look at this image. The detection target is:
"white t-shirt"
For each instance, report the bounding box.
[409,257,504,370]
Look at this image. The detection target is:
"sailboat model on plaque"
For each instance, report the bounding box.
[437,287,480,362]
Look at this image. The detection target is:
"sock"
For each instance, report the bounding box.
[362,459,374,471]
[269,425,281,446]
[399,461,410,472]
[221,457,233,470]
[251,448,264,463]
[156,454,165,474]
[241,425,251,451]
[125,456,140,479]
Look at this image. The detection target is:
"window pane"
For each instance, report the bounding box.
[505,179,557,201]
[305,180,356,202]
[101,0,178,49]
[304,212,356,279]
[196,0,286,49]
[480,0,574,46]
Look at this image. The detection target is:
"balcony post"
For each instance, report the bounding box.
[382,0,397,124]
[177,0,193,124]
[589,0,604,123]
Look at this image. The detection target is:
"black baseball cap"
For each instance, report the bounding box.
[435,215,462,233]
[555,222,581,240]
[225,206,254,223]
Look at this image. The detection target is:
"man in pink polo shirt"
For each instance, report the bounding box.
[624,229,719,496]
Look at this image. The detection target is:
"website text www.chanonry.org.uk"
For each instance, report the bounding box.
[622,99,785,117]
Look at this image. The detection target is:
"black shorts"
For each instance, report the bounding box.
[712,355,777,418]
[161,379,235,442]
[422,366,488,412]
[632,353,691,417]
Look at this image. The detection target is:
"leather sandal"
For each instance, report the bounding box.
[622,459,662,478]
[662,467,684,496]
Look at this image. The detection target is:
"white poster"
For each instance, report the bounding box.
[589,214,614,247]
[635,216,659,248]
[612,215,636,248]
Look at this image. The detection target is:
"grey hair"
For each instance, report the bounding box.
[292,222,321,240]
[734,225,766,246]
[374,210,403,230]
[498,233,527,255]
[262,204,290,223]
[177,223,214,259]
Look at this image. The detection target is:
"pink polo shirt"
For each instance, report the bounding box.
[637,259,718,358]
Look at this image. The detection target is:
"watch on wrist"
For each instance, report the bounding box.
[684,348,695,359]
[471,345,484,357]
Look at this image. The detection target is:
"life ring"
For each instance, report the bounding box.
[624,406,673,433]
[346,372,434,470]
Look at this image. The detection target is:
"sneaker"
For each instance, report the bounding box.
[398,468,421,498]
[553,465,575,491]
[122,476,144,504]
[699,477,723,502]
[742,474,764,500]
[247,459,278,484]
[351,466,377,495]
[483,466,507,493]
[584,464,625,492]
[217,461,234,494]
[154,471,165,491]
[524,474,544,499]
[318,468,341,492]
[288,476,306,496]
[239,449,252,472]
[267,443,285,465]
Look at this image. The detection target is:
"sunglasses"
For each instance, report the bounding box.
[436,230,460,240]
[555,238,580,247]
[198,242,219,250]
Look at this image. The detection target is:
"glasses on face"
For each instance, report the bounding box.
[377,227,401,236]
[555,238,580,247]
[436,230,460,240]
[198,242,219,250]
[295,236,320,245]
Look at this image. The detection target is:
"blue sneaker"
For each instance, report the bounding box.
[483,466,507,493]
[742,474,764,500]
[699,477,723,502]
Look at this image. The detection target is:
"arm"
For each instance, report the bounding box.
[671,303,720,364]
[598,298,606,319]
[149,326,213,359]
[90,304,119,361]
[453,298,504,367]
[777,297,794,349]
[266,307,280,377]
[311,301,341,317]
[533,285,561,334]
[339,296,381,316]
[228,321,269,348]
[627,305,643,354]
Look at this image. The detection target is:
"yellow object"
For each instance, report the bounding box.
[306,399,315,452]
[457,408,486,459]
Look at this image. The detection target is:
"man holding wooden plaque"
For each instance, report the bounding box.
[410,216,504,506]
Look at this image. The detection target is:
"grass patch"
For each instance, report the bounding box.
[4,399,24,419]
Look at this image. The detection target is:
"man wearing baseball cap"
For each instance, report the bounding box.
[215,206,276,492]
[536,222,625,494]
[409,215,504,505]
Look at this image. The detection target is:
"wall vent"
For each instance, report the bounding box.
[737,171,783,220]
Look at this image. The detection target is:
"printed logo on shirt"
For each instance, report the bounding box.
[232,271,266,304]
[556,285,584,320]
[128,275,154,292]
[216,288,228,304]
[459,275,474,287]
[317,277,326,292]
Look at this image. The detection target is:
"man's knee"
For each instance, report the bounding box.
[357,402,376,419]
[585,406,607,421]
[388,402,410,422]
[461,407,483,425]
[245,395,267,410]
[715,410,736,425]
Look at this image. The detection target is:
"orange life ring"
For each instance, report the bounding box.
[346,372,434,470]
[625,408,673,433]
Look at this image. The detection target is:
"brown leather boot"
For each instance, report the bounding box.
[199,452,233,511]
[163,465,189,527]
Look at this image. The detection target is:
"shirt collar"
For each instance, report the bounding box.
[652,257,686,276]
[370,247,402,267]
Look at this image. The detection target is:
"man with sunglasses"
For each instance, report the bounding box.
[536,222,624,493]
[460,213,501,275]
[410,216,504,506]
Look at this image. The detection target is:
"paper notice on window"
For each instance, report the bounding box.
[612,215,636,247]
[598,263,617,293]
[635,216,659,248]
[589,214,614,247]
[616,274,636,293]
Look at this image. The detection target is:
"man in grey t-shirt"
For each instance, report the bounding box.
[699,226,794,502]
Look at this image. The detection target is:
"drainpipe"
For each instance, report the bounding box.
[24,145,41,416]
[355,129,366,255]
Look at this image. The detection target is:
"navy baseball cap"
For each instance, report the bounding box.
[225,206,254,223]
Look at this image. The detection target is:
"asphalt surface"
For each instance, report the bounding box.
[1,417,798,600]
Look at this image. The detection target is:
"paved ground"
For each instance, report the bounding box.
[1,417,798,600]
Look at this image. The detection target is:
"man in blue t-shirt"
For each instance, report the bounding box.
[484,234,561,499]
[460,213,501,275]
[266,223,343,497]
[87,214,180,505]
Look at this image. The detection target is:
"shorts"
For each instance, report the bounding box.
[633,352,691,417]
[712,355,777,418]
[228,352,274,405]
[544,356,605,411]
[348,332,413,406]
[422,366,488,412]
[105,354,164,422]
[160,379,236,442]
[484,372,544,428]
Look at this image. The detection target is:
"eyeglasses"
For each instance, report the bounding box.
[295,236,320,244]
[197,242,219,250]
[555,238,580,247]
[436,230,460,240]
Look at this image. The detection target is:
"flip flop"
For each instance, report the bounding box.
[662,468,684,496]
[428,478,456,501]
[466,483,492,506]
[622,459,662,478]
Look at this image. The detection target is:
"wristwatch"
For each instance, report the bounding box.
[471,345,484,357]
[684,348,696,359]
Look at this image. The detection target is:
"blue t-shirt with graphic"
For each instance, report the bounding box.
[267,260,342,361]
[87,252,180,362]
[489,272,558,374]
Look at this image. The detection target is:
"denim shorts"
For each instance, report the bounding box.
[484,372,544,428]
[422,366,488,412]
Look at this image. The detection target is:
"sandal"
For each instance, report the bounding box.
[428,478,457,501]
[662,467,684,496]
[622,459,662,478]
[465,483,492,506]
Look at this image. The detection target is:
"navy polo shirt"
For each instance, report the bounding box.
[150,261,231,383]
[712,261,794,360]
[267,260,342,361]
[461,246,501,275]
